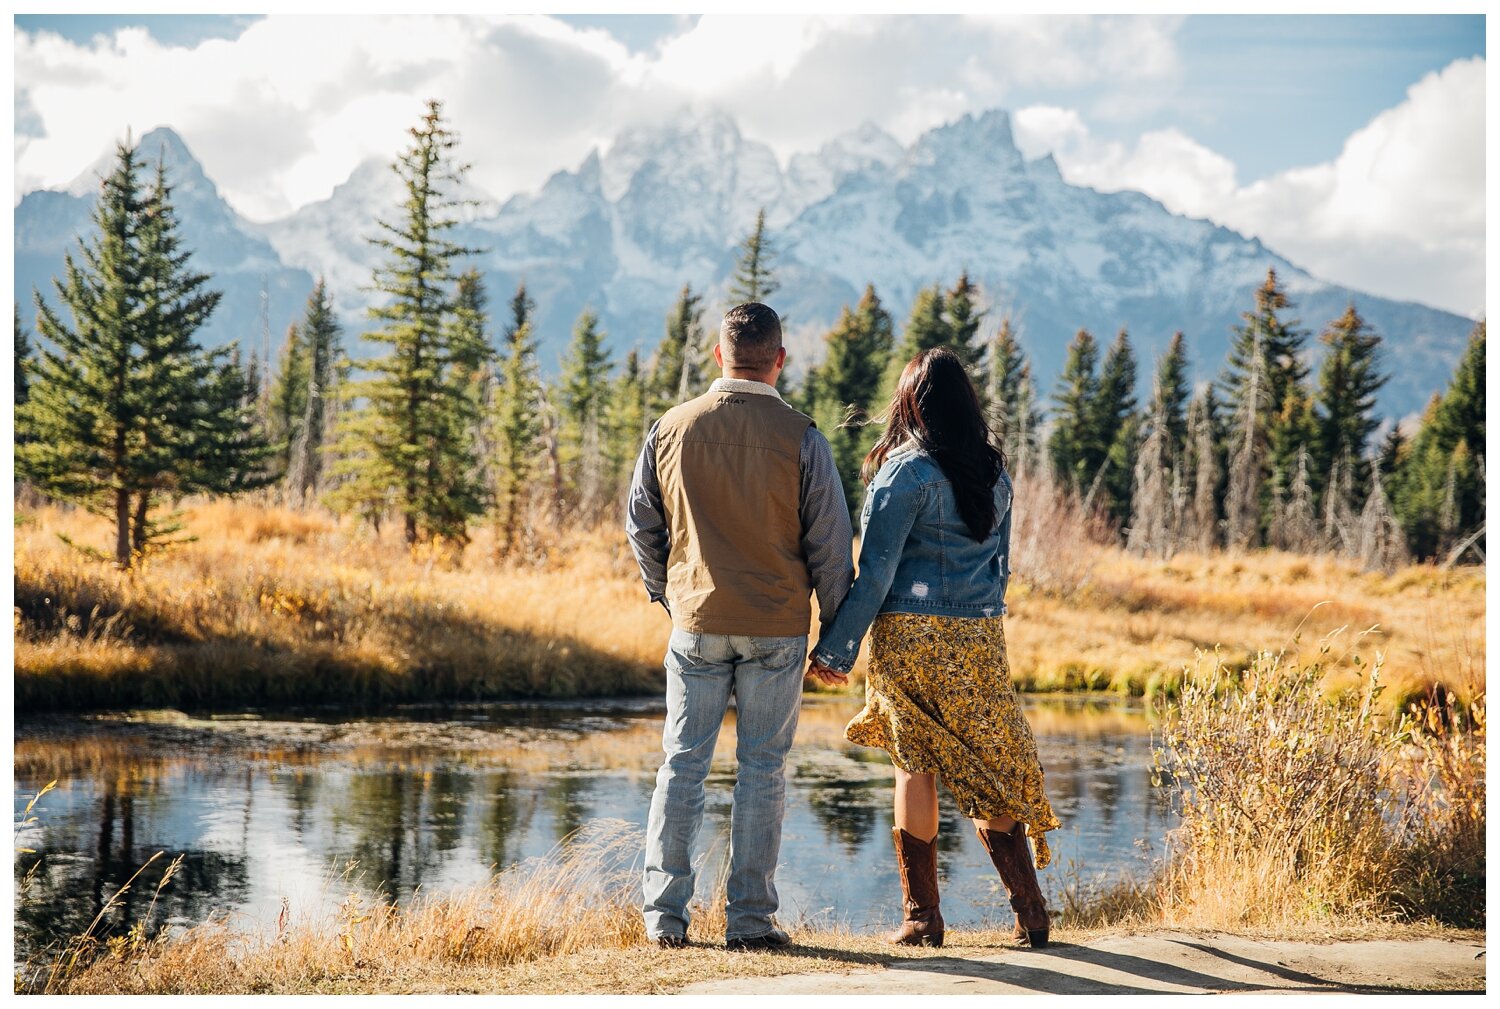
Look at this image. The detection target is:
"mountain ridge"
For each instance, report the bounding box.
[14,112,1476,423]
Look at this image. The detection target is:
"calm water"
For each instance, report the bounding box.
[14,694,1173,959]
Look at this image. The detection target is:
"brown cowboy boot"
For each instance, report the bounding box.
[976,823,1050,948]
[888,827,944,947]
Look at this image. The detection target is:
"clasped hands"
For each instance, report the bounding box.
[805,656,848,688]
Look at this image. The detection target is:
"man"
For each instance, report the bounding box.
[626,301,854,951]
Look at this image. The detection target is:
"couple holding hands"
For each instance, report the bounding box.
[626,302,1060,952]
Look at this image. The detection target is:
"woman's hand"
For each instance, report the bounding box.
[805,658,849,688]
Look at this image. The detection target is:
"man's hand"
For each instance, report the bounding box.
[805,658,849,688]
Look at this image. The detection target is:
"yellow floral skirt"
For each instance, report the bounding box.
[845,612,1061,869]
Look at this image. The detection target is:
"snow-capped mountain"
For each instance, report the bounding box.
[17,127,314,363]
[15,112,1477,421]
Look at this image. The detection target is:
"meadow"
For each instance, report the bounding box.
[12,497,1485,714]
[12,496,1486,994]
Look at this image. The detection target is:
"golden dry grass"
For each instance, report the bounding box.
[16,498,1484,713]
[22,812,1482,995]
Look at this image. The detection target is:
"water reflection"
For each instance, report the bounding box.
[14,695,1173,962]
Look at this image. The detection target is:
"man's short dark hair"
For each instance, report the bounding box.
[720,302,783,372]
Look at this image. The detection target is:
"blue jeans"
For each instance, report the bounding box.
[641,628,808,941]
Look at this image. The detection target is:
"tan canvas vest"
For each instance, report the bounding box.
[654,388,814,636]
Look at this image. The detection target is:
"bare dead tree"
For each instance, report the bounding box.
[1185,392,1218,553]
[1127,377,1176,559]
[1355,466,1409,573]
[1270,447,1318,553]
[1322,448,1358,557]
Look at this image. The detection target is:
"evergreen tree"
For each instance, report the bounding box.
[1268,382,1318,515]
[1221,268,1312,534]
[883,283,948,400]
[648,284,707,413]
[1394,322,1485,559]
[244,350,262,410]
[18,140,272,567]
[1375,425,1406,485]
[943,271,987,378]
[1153,331,1191,457]
[268,322,310,476]
[327,99,486,550]
[558,308,614,508]
[728,207,778,304]
[1313,303,1387,498]
[1092,328,1139,528]
[604,349,648,502]
[289,277,343,504]
[493,283,542,555]
[1047,328,1102,495]
[15,306,34,468]
[15,305,31,414]
[445,269,495,514]
[986,317,1042,475]
[807,285,895,511]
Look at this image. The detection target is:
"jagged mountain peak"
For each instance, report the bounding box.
[65,124,208,197]
[19,106,1474,424]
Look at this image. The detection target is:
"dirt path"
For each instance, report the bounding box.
[680,931,1486,995]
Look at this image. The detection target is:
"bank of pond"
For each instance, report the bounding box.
[14,694,1169,966]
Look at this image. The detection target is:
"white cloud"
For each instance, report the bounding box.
[14,12,1180,221]
[14,16,1481,318]
[1014,57,1485,318]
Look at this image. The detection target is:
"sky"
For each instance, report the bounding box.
[11,12,1487,317]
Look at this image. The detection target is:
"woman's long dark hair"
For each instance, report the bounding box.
[862,348,1007,541]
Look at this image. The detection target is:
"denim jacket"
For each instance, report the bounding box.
[810,443,1013,673]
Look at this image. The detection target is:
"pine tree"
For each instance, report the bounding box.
[604,349,648,502]
[882,283,948,400]
[986,317,1042,476]
[288,277,343,504]
[648,284,707,413]
[943,270,987,378]
[728,207,778,304]
[1268,382,1318,518]
[327,99,486,550]
[1393,321,1484,560]
[1154,331,1191,457]
[15,305,31,414]
[18,140,272,567]
[493,283,542,556]
[1313,303,1387,500]
[445,269,496,514]
[1222,268,1312,535]
[268,322,310,477]
[15,306,34,473]
[808,285,895,511]
[1093,328,1139,529]
[558,308,614,510]
[244,350,262,410]
[1047,328,1102,495]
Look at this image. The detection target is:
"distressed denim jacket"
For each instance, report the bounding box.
[810,443,1013,673]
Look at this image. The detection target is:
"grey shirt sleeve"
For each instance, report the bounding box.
[800,425,855,633]
[625,420,670,606]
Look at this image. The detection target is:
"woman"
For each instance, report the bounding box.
[807,347,1060,949]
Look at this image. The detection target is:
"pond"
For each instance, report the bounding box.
[13,693,1175,962]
